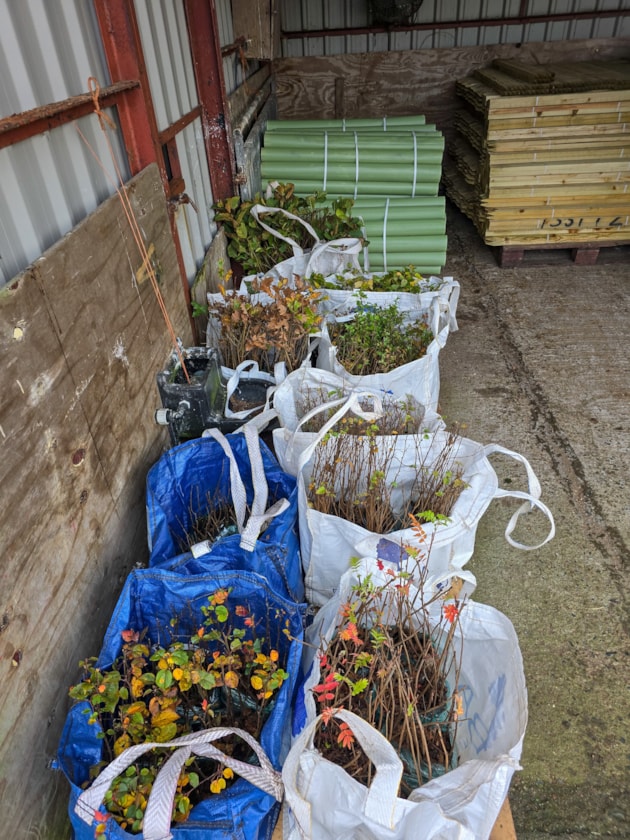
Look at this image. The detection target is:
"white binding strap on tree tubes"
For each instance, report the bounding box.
[412,131,418,198]
[382,197,390,271]
[341,117,346,131]
[362,222,370,271]
[354,131,360,201]
[383,115,387,130]
[323,131,328,191]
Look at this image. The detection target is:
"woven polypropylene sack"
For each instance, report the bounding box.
[146,428,303,602]
[284,559,527,840]
[296,431,554,606]
[56,568,305,840]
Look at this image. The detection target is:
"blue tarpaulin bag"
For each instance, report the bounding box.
[56,568,305,840]
[146,426,303,602]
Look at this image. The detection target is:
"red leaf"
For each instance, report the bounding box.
[443,603,459,624]
[337,721,355,749]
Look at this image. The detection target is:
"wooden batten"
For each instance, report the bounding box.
[446,58,630,250]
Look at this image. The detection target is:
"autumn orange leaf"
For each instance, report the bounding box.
[320,706,340,725]
[337,721,355,749]
[339,622,362,646]
[443,603,459,624]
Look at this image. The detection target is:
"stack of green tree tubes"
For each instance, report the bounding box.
[261,125,443,196]
[264,115,429,132]
[352,197,447,273]
[260,117,447,272]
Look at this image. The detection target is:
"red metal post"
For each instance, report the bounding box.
[184,0,237,200]
[93,0,163,179]
[93,0,197,339]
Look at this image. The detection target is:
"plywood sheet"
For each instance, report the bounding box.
[275,38,630,141]
[0,163,191,834]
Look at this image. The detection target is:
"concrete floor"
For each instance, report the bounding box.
[439,203,630,838]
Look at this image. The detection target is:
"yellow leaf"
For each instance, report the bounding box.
[210,778,226,794]
[131,678,145,699]
[125,701,146,716]
[152,708,180,727]
[178,673,192,692]
[222,767,234,780]
[251,675,263,691]
[270,650,279,662]
[113,734,132,756]
[152,722,178,742]
[172,668,184,681]
[224,670,239,689]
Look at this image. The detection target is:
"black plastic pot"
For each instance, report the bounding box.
[156,348,225,445]
[155,348,275,445]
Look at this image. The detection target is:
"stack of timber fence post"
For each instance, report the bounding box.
[443,58,630,266]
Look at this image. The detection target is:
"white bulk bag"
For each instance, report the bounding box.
[316,274,460,333]
[270,366,444,476]
[296,429,555,606]
[314,296,450,414]
[240,205,365,292]
[283,560,527,840]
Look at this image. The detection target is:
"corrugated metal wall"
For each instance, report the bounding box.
[279,0,630,56]
[0,0,129,287]
[133,0,216,281]
[216,0,244,93]
[216,0,262,95]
